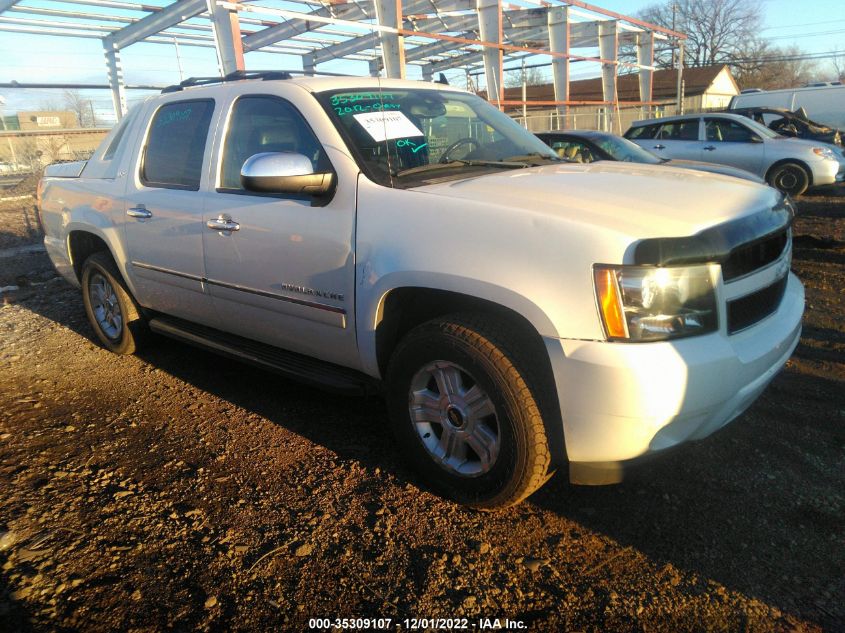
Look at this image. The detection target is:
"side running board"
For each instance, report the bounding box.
[148,315,379,395]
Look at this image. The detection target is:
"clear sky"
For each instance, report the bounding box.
[1,0,843,123]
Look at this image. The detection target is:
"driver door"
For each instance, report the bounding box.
[202,94,358,368]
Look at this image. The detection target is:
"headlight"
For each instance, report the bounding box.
[812,147,836,160]
[594,264,718,341]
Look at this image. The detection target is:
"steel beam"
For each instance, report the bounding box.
[312,32,378,65]
[477,0,503,104]
[373,0,405,78]
[637,30,654,114]
[598,20,617,130]
[241,3,369,52]
[103,39,127,121]
[106,0,205,50]
[405,32,474,63]
[0,0,20,13]
[548,5,569,120]
[676,40,684,115]
[206,0,244,75]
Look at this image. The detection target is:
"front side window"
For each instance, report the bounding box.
[594,136,662,164]
[705,118,757,143]
[317,88,558,187]
[219,96,331,191]
[142,99,214,190]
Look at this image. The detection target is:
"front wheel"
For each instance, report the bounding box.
[767,162,809,197]
[81,251,148,355]
[386,315,554,509]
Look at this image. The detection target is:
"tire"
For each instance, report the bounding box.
[81,251,148,355]
[767,162,809,197]
[386,314,554,509]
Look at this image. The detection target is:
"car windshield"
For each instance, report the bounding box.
[592,134,662,164]
[316,87,559,187]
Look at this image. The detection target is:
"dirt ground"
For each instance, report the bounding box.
[0,185,842,632]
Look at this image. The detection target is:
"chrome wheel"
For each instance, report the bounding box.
[88,272,123,340]
[408,360,500,477]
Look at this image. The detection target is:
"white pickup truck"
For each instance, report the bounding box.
[38,72,804,508]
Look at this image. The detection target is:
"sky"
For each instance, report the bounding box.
[0,0,843,124]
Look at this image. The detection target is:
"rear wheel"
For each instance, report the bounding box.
[386,314,554,509]
[81,251,148,355]
[767,162,809,197]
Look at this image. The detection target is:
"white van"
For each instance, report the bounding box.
[729,84,845,130]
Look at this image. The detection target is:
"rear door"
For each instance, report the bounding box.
[201,92,358,368]
[647,119,702,161]
[701,117,765,175]
[123,98,219,326]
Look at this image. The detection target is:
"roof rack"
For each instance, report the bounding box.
[160,69,352,94]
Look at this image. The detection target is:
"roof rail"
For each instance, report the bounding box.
[160,69,352,94]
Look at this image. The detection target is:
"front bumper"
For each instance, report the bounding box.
[810,158,841,187]
[544,271,804,484]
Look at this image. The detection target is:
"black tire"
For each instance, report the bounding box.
[81,251,148,355]
[767,162,809,197]
[386,314,554,509]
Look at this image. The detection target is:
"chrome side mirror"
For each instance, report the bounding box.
[240,152,334,196]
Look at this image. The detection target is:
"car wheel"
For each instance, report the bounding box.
[767,162,809,197]
[386,314,554,509]
[81,251,148,355]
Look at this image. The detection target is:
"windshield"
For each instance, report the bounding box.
[317,87,559,186]
[592,135,662,164]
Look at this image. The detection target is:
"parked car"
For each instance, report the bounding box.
[729,83,845,130]
[726,107,842,147]
[624,112,844,196]
[535,130,764,183]
[38,73,804,508]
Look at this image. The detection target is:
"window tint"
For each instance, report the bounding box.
[220,96,329,191]
[626,124,658,140]
[655,120,699,141]
[705,118,756,142]
[142,100,214,190]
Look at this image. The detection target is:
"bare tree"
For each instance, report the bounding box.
[831,49,845,82]
[639,0,764,68]
[733,43,820,90]
[62,90,97,127]
[504,66,547,89]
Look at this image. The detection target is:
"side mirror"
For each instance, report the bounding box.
[750,135,764,144]
[240,152,334,196]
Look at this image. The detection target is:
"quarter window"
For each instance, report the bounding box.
[142,99,214,190]
[219,96,329,191]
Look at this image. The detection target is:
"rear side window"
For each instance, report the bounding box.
[142,99,214,190]
[655,120,699,141]
[103,108,137,161]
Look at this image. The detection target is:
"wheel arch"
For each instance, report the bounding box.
[765,158,814,188]
[371,285,567,467]
[67,230,113,281]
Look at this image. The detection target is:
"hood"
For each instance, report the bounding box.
[414,161,779,240]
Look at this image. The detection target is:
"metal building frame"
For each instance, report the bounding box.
[0,0,686,121]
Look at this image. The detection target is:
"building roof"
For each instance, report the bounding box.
[496,64,735,105]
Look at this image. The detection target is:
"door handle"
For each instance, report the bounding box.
[703,145,716,151]
[127,206,152,219]
[206,215,240,232]
[653,144,666,150]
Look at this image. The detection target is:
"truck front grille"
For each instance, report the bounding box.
[727,275,788,334]
[722,230,788,281]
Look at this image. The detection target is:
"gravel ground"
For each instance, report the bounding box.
[0,189,842,632]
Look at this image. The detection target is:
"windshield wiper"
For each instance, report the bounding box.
[394,159,529,178]
[503,152,562,163]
